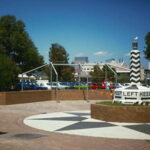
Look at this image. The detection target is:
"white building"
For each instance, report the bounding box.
[74,59,144,81]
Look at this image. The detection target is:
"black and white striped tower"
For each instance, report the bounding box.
[130,37,140,85]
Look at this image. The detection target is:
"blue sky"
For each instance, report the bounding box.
[0,0,150,67]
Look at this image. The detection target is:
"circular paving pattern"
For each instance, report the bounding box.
[24,110,150,140]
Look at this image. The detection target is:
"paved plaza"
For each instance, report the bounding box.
[24,110,150,140]
[0,100,150,150]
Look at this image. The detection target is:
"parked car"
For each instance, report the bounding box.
[74,82,88,89]
[88,83,93,89]
[110,83,116,89]
[60,82,75,89]
[37,82,51,90]
[123,83,130,86]
[91,83,98,89]
[114,83,123,88]
[28,81,48,90]
[16,81,31,90]
[48,82,69,89]
[36,80,52,90]
[16,81,48,90]
[97,82,106,89]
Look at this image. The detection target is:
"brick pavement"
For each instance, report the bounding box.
[0,100,150,150]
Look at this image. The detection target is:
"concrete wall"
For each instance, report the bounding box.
[91,104,150,123]
[0,89,113,105]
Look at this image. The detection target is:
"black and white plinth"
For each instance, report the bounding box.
[113,37,150,105]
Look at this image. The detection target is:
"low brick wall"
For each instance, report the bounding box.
[91,104,150,123]
[58,89,113,100]
[58,90,85,100]
[88,90,112,100]
[0,90,54,105]
[0,89,113,105]
[0,92,5,105]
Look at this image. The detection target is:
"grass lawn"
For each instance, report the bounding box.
[96,101,150,106]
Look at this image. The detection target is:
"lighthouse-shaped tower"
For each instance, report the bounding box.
[130,37,141,85]
[113,37,150,105]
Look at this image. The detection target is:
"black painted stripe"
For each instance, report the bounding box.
[130,80,140,83]
[130,76,140,79]
[130,61,140,65]
[130,52,140,55]
[130,71,140,74]
[130,76,140,78]
[130,66,140,69]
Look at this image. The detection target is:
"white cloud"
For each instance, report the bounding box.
[93,51,108,56]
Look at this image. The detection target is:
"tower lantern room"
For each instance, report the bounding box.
[132,37,138,50]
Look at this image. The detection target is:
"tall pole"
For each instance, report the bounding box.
[105,65,107,81]
[21,74,23,91]
[50,62,59,103]
[106,64,118,83]
[78,64,81,90]
[86,75,89,102]
[50,65,52,89]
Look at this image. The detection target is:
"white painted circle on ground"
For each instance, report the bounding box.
[24,110,150,140]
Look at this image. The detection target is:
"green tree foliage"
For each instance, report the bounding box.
[49,43,69,63]
[90,65,116,82]
[144,32,150,60]
[90,65,105,82]
[0,54,20,91]
[0,15,44,91]
[61,67,75,82]
[0,15,44,72]
[49,43,74,81]
[102,65,115,81]
[118,77,130,83]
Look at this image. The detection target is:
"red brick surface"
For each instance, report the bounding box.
[0,90,113,105]
[0,92,5,105]
[91,104,150,123]
[0,100,149,150]
[1,90,54,105]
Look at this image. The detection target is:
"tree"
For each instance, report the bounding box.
[102,65,115,81]
[90,65,105,82]
[0,15,44,72]
[61,67,75,82]
[49,43,74,81]
[90,65,116,83]
[144,32,150,60]
[49,43,69,64]
[0,54,20,91]
[0,15,44,91]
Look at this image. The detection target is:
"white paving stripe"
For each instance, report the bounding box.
[108,122,144,126]
[24,120,78,131]
[57,126,150,140]
[26,112,77,120]
[82,118,105,122]
[24,110,150,140]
